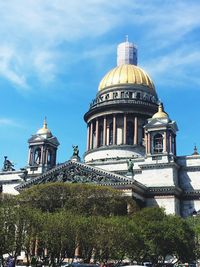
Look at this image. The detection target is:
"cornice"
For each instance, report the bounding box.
[146,186,182,197]
[180,166,200,172]
[139,162,180,170]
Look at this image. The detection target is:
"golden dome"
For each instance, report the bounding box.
[37,118,52,137]
[152,103,169,119]
[98,64,155,92]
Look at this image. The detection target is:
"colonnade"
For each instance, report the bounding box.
[28,146,56,166]
[86,114,139,150]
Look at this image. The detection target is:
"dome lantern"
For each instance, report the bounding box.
[117,36,137,66]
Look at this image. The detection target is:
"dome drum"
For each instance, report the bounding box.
[87,85,158,116]
[84,111,148,165]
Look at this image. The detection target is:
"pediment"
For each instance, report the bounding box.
[28,134,45,142]
[28,135,59,145]
[16,160,133,191]
[145,119,178,132]
[146,119,167,127]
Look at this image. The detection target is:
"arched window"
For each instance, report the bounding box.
[34,148,41,164]
[109,122,113,145]
[98,125,103,147]
[126,121,134,145]
[153,133,163,153]
[47,150,52,164]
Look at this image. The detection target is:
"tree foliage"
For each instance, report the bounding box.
[0,184,197,266]
[17,182,136,216]
[129,207,195,264]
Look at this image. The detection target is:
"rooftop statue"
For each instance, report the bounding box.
[127,158,134,174]
[72,145,79,157]
[2,156,15,172]
[20,168,28,181]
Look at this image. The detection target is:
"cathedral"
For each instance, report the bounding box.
[1,39,200,217]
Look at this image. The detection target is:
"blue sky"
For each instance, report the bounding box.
[0,0,200,169]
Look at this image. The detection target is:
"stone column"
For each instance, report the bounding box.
[90,121,93,149]
[163,132,167,152]
[134,117,138,145]
[41,146,44,164]
[169,132,172,153]
[103,116,107,146]
[41,148,45,165]
[113,114,116,145]
[107,123,110,145]
[148,133,151,154]
[28,147,31,165]
[87,124,90,151]
[174,136,177,156]
[95,118,99,148]
[145,132,148,154]
[45,149,49,165]
[123,114,127,144]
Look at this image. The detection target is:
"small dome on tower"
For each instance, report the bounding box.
[37,118,52,138]
[152,103,169,119]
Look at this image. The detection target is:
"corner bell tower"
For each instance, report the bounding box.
[144,103,178,162]
[27,119,59,176]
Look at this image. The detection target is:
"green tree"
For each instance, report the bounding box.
[15,206,45,266]
[130,207,195,264]
[163,215,195,263]
[91,216,133,264]
[17,183,137,216]
[41,211,80,267]
[187,215,200,261]
[0,200,17,265]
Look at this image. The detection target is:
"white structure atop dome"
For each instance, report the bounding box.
[117,36,137,66]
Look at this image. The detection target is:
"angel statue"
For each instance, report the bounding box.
[72,145,79,157]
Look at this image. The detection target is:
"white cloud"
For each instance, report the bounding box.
[127,1,200,47]
[0,0,199,90]
[0,0,128,89]
[0,118,21,127]
[0,46,28,89]
[33,50,58,82]
[142,46,200,89]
